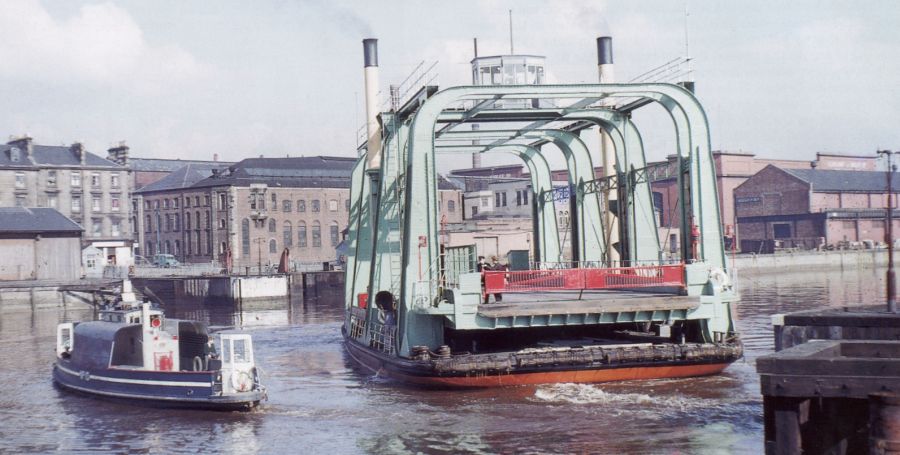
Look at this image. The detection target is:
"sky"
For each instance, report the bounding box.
[1,0,898,169]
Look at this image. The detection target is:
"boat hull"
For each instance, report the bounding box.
[344,333,740,388]
[53,361,264,411]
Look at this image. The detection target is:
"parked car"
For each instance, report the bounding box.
[153,254,180,268]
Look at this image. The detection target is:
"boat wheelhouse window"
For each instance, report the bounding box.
[233,339,249,363]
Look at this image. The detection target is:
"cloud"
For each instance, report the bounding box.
[0,0,206,92]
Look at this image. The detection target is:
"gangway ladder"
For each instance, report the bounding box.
[382,135,406,302]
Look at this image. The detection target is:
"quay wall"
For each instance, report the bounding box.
[733,249,891,275]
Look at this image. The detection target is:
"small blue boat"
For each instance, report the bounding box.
[53,301,266,411]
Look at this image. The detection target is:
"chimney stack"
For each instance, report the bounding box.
[213,153,219,162]
[107,141,130,166]
[8,134,34,160]
[596,36,619,263]
[71,142,86,165]
[596,36,614,82]
[362,38,382,170]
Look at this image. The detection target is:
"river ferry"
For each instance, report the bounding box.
[343,39,742,388]
[53,297,265,410]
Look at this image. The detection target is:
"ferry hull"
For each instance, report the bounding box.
[53,361,264,411]
[344,333,740,389]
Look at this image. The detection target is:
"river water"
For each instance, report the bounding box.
[0,267,886,454]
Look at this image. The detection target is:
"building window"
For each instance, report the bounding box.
[448,200,456,212]
[219,242,226,255]
[72,196,82,213]
[111,220,121,237]
[204,195,210,207]
[164,199,170,209]
[330,222,339,246]
[154,200,160,209]
[298,200,306,212]
[48,195,58,209]
[269,239,277,254]
[147,242,154,256]
[15,195,25,207]
[145,214,151,232]
[218,193,226,210]
[328,199,338,212]
[92,197,101,212]
[195,211,201,229]
[174,240,180,256]
[164,241,171,254]
[174,214,180,231]
[71,172,81,187]
[282,200,292,212]
[165,214,172,232]
[773,223,792,239]
[495,192,507,207]
[312,222,321,247]
[111,173,119,188]
[311,200,320,212]
[241,219,250,255]
[271,193,277,207]
[47,170,57,187]
[195,196,200,207]
[472,205,478,216]
[91,219,102,237]
[283,221,293,248]
[187,233,193,255]
[219,218,226,229]
[481,197,489,207]
[197,231,203,255]
[111,195,120,212]
[14,172,25,188]
[268,218,276,233]
[345,199,350,211]
[185,197,191,208]
[205,211,211,229]
[298,222,307,247]
[173,198,179,209]
[185,213,192,230]
[91,173,100,187]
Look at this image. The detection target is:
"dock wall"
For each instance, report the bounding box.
[733,249,891,274]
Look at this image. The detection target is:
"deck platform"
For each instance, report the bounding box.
[474,290,698,328]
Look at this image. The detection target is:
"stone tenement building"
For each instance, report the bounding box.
[133,156,463,268]
[0,136,133,265]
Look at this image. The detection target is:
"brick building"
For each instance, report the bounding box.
[133,156,462,269]
[0,136,133,265]
[734,165,899,252]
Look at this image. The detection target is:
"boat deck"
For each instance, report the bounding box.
[473,290,698,328]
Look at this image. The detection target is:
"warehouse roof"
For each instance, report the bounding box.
[130,158,233,172]
[0,208,82,234]
[135,162,229,193]
[782,168,900,193]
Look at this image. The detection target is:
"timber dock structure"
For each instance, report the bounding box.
[342,37,742,387]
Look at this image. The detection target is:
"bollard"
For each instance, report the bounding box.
[870,393,900,454]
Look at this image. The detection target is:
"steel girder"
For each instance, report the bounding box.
[344,155,373,313]
[437,128,605,262]
[399,83,724,355]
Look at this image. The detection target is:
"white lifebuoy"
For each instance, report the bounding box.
[232,371,253,392]
[708,268,732,292]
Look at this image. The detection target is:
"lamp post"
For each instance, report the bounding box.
[878,150,897,312]
[253,237,265,276]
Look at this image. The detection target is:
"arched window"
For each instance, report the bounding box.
[205,211,211,229]
[269,239,277,253]
[298,222,307,247]
[330,221,339,246]
[145,214,151,233]
[241,218,250,255]
[146,241,153,256]
[283,221,293,248]
[268,218,276,233]
[174,213,180,231]
[196,231,203,255]
[312,221,321,247]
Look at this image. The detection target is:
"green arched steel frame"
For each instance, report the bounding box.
[390,83,723,355]
[436,143,562,264]
[437,128,605,262]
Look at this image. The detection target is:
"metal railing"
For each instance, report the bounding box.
[368,320,396,354]
[483,263,685,295]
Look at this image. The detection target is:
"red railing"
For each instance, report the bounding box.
[483,264,685,295]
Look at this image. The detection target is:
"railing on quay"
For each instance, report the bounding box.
[483,263,685,295]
